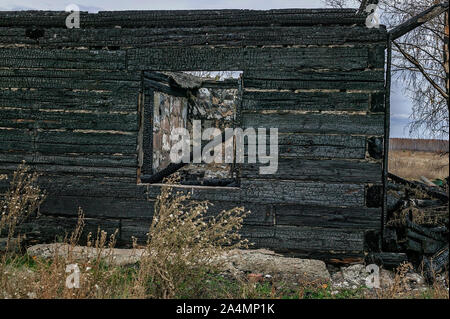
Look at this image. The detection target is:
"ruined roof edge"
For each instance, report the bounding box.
[0,8,371,28]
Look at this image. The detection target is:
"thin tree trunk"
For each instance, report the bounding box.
[444,11,449,115]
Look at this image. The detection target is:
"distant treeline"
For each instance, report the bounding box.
[390,138,449,152]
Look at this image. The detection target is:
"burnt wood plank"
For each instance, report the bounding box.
[0,88,138,111]
[17,215,120,244]
[0,26,387,47]
[240,179,365,206]
[0,69,140,81]
[242,91,370,111]
[0,77,139,91]
[274,204,381,230]
[277,133,366,159]
[128,47,371,71]
[242,158,382,183]
[0,10,368,28]
[389,2,449,40]
[0,48,126,70]
[246,133,367,159]
[273,226,365,252]
[33,143,137,155]
[0,108,138,131]
[144,184,242,202]
[35,130,137,147]
[245,69,385,82]
[0,153,137,168]
[242,113,384,135]
[40,195,155,219]
[0,162,136,177]
[0,173,143,199]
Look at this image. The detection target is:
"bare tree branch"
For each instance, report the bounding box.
[393,41,448,100]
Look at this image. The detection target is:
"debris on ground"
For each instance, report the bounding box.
[381,173,449,282]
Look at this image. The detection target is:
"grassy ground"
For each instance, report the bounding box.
[2,163,449,299]
[1,253,448,299]
[389,150,449,181]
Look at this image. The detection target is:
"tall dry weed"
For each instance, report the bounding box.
[134,174,250,298]
[0,162,45,251]
[1,166,250,299]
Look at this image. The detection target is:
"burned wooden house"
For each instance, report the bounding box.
[0,9,392,262]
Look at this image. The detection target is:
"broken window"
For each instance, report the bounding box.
[139,71,243,187]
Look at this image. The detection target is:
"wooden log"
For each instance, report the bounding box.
[127,46,372,71]
[0,162,136,177]
[247,133,367,159]
[0,48,126,70]
[35,130,137,147]
[0,9,369,28]
[17,215,121,245]
[242,113,384,135]
[0,25,387,48]
[240,180,365,206]
[389,2,449,40]
[0,87,138,111]
[0,174,145,199]
[34,142,137,155]
[423,245,449,282]
[365,252,408,269]
[244,79,384,92]
[0,108,139,131]
[0,76,139,91]
[272,226,364,252]
[274,204,380,230]
[0,69,140,81]
[242,91,371,112]
[40,195,155,219]
[0,153,137,168]
[388,173,449,202]
[242,158,382,183]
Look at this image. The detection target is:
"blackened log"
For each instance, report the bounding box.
[406,230,445,254]
[383,226,399,252]
[386,193,404,213]
[0,9,369,29]
[423,245,449,283]
[366,252,408,270]
[140,163,187,184]
[388,173,449,202]
[405,218,447,243]
[389,2,449,40]
[414,199,446,208]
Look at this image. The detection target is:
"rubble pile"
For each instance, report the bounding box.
[381,173,449,282]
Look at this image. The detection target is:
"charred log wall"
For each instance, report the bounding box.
[0,9,388,261]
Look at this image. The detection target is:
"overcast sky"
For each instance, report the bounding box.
[0,0,420,138]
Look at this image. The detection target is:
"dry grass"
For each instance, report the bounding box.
[389,150,449,181]
[133,174,249,298]
[1,164,448,299]
[0,162,45,249]
[1,165,249,299]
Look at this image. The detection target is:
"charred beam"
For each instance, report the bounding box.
[389,2,449,40]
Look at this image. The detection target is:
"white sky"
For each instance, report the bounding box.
[0,0,417,138]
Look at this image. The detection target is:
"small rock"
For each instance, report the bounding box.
[405,272,425,287]
[222,249,330,284]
